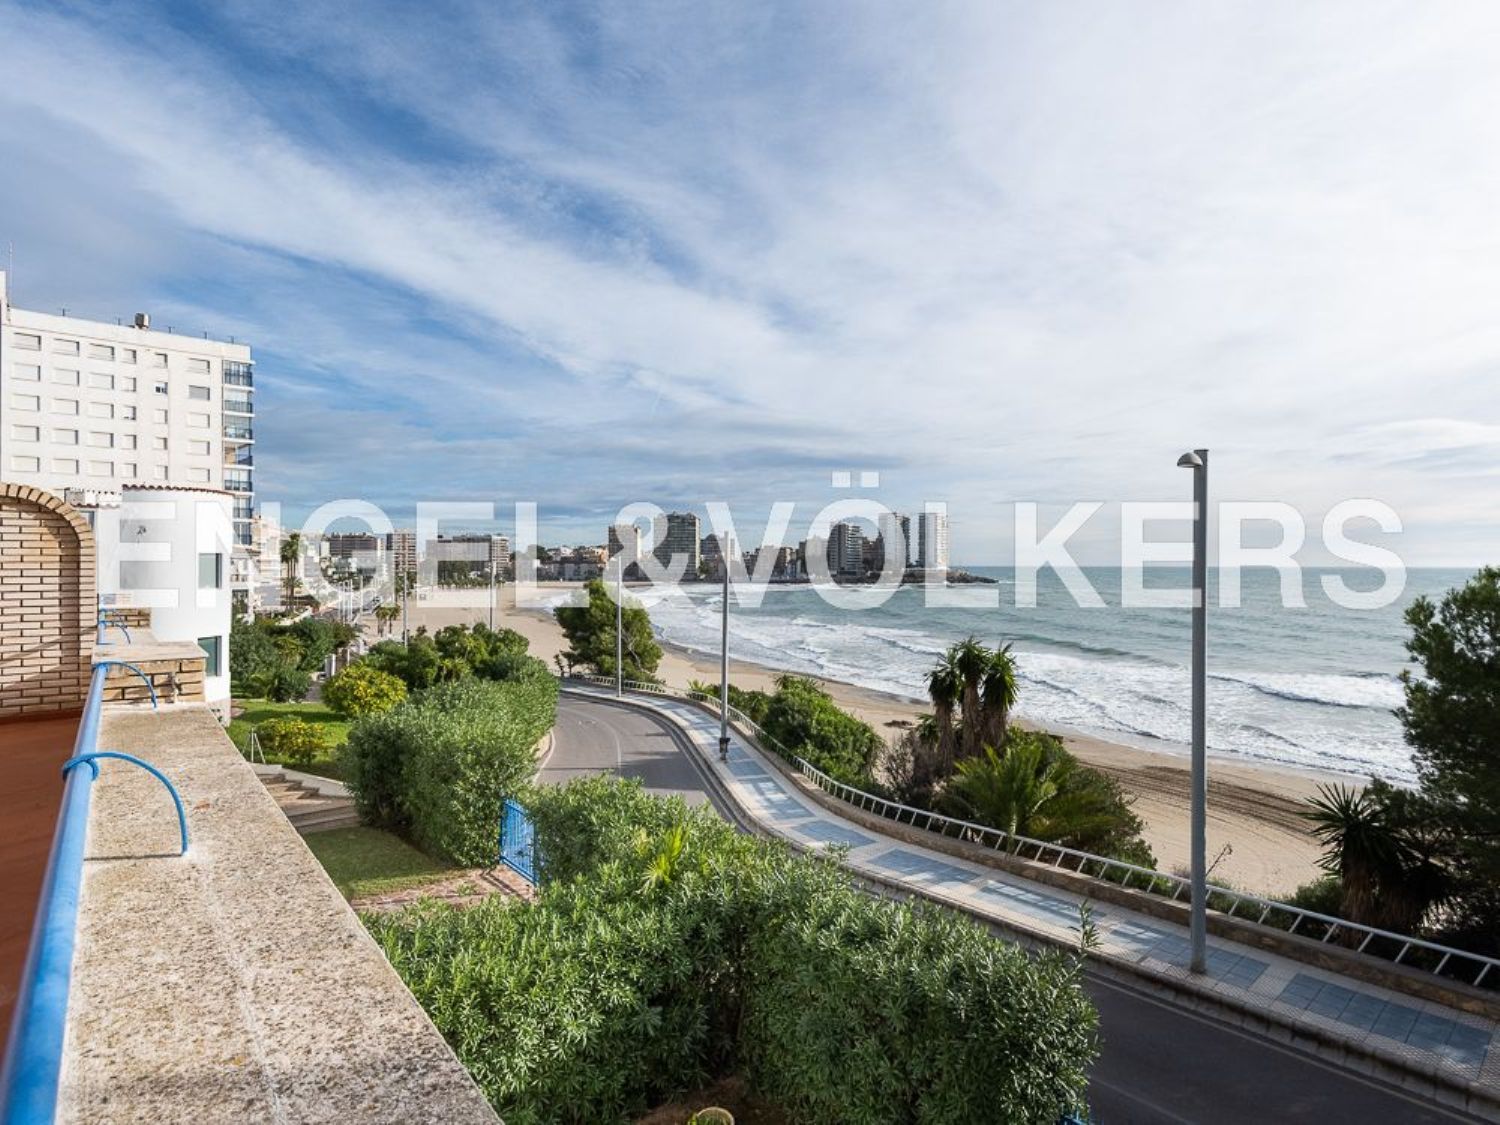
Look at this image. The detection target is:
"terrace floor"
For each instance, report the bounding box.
[0,712,77,1053]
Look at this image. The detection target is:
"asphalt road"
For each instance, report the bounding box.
[549,693,1483,1124]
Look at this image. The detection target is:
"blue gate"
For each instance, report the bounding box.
[498,798,537,884]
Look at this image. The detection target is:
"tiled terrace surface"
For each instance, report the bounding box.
[58,702,497,1124]
[567,685,1500,1108]
[0,713,77,1052]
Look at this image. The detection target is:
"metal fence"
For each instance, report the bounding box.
[564,675,1500,991]
[499,798,537,884]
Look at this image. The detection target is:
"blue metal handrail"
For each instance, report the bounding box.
[0,664,186,1124]
[95,610,132,645]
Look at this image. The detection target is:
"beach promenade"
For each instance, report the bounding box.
[561,681,1500,1120]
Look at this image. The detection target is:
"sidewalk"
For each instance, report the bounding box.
[565,684,1500,1116]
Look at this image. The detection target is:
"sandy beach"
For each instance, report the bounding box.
[369,584,1335,896]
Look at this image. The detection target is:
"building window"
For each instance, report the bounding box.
[88,460,113,477]
[189,439,211,455]
[188,385,210,401]
[15,363,41,381]
[12,332,41,350]
[10,455,40,472]
[198,552,223,590]
[88,402,115,419]
[197,635,222,677]
[152,409,168,424]
[122,405,137,420]
[121,434,137,450]
[188,467,211,482]
[52,399,79,415]
[153,381,168,394]
[152,436,168,451]
[53,368,80,385]
[89,372,115,390]
[188,412,209,428]
[89,432,115,448]
[88,343,114,360]
[11,395,40,412]
[152,352,168,368]
[153,465,168,480]
[52,458,79,474]
[188,358,210,374]
[10,424,39,441]
[122,348,137,364]
[53,428,78,444]
[121,462,137,478]
[121,376,137,392]
[53,339,80,356]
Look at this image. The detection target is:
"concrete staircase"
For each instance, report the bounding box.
[259,770,359,834]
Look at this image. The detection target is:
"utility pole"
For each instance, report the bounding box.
[719,537,732,761]
[615,555,624,698]
[1177,447,1209,974]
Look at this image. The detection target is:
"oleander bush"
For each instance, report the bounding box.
[322,661,408,718]
[372,778,1097,1124]
[341,676,558,864]
[256,716,330,767]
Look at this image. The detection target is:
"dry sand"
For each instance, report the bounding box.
[368,584,1335,896]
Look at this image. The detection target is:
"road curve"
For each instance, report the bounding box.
[550,690,1482,1125]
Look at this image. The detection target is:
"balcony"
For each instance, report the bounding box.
[225,452,254,468]
[223,372,254,389]
[223,398,253,416]
[223,424,254,442]
[224,473,253,494]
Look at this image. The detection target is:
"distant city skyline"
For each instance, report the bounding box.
[4,3,1500,565]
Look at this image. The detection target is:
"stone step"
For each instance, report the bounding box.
[292,808,361,834]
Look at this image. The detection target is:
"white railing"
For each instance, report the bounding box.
[562,675,1500,990]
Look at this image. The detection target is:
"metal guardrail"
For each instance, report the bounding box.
[0,664,188,1124]
[565,675,1500,991]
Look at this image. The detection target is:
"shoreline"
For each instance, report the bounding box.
[368,585,1332,896]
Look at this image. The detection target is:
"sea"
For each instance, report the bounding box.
[617,567,1474,785]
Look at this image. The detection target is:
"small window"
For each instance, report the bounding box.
[120,434,137,450]
[11,394,40,412]
[89,372,115,390]
[15,363,41,381]
[188,385,210,401]
[53,428,78,445]
[188,412,209,429]
[10,455,40,472]
[153,464,168,480]
[152,409,168,424]
[53,339,80,356]
[88,343,114,360]
[187,357,210,374]
[197,635,222,677]
[12,332,41,350]
[89,432,115,448]
[121,348,137,364]
[189,439,211,455]
[153,381,168,394]
[188,467,211,482]
[121,462,137,478]
[52,368,80,386]
[52,399,79,415]
[152,352,168,368]
[88,402,115,419]
[152,436,168,451]
[121,405,137,420]
[10,424,40,441]
[52,458,79,474]
[198,552,223,590]
[88,460,114,477]
[120,376,137,392]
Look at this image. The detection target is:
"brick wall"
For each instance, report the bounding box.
[0,484,95,718]
[103,655,205,705]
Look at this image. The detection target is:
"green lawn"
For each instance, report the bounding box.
[228,698,352,778]
[304,826,465,900]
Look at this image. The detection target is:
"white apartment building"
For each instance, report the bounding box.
[0,270,258,602]
[916,510,950,571]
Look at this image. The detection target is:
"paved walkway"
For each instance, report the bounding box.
[565,685,1500,1115]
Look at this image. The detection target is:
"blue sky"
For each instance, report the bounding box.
[3,1,1500,563]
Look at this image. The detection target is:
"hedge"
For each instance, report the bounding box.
[341,677,557,865]
[372,777,1096,1123]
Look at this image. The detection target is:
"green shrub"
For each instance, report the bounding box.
[261,664,312,703]
[759,675,882,785]
[363,624,546,690]
[341,677,558,864]
[322,661,407,718]
[374,778,1097,1124]
[257,716,331,767]
[688,680,773,726]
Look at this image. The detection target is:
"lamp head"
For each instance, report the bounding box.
[1176,451,1204,469]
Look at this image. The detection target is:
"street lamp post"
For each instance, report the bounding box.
[1177,447,1209,974]
[615,556,624,698]
[719,539,732,762]
[488,559,495,630]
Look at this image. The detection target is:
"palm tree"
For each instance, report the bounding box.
[925,651,962,776]
[280,531,302,606]
[952,637,990,759]
[980,643,1018,751]
[1304,783,1408,928]
[945,740,1060,838]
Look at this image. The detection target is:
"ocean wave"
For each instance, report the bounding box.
[1209,670,1403,711]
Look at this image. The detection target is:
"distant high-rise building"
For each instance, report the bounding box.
[916,510,949,570]
[607,522,642,577]
[652,511,701,576]
[829,521,865,576]
[877,511,911,571]
[387,529,417,577]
